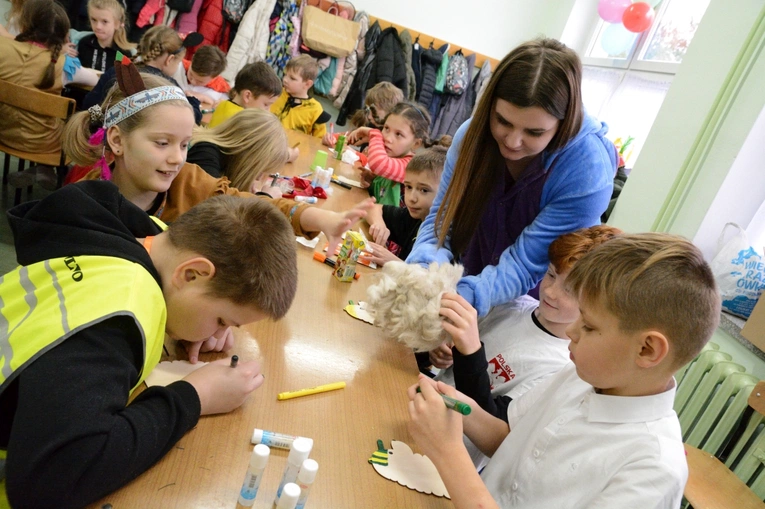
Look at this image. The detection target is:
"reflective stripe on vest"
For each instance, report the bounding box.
[0,255,166,396]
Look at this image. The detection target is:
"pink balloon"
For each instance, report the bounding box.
[622,2,656,33]
[598,0,632,23]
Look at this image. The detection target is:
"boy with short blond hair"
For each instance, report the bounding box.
[270,54,328,138]
[408,233,720,509]
[0,181,297,507]
[207,62,283,128]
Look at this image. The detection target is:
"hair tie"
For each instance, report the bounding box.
[51,58,57,64]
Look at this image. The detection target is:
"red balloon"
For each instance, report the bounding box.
[622,2,655,33]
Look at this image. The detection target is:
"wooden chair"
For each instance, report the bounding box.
[684,380,765,509]
[0,78,75,204]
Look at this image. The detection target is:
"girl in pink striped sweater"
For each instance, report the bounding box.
[348,102,434,206]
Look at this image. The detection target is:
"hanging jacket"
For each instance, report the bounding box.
[176,0,205,34]
[265,0,297,78]
[0,181,200,508]
[417,47,443,109]
[328,55,345,97]
[366,27,406,93]
[472,59,493,115]
[336,19,381,126]
[412,37,423,99]
[333,11,368,107]
[221,0,278,85]
[193,0,231,58]
[432,52,476,138]
[398,30,416,101]
[137,0,166,27]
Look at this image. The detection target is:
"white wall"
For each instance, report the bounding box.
[350,0,577,60]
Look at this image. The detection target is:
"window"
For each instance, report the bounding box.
[578,0,711,166]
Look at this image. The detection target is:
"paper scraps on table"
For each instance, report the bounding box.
[368,440,450,499]
[336,175,363,188]
[296,236,320,249]
[145,360,208,387]
[344,301,375,325]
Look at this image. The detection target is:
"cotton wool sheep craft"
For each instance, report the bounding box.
[366,261,464,352]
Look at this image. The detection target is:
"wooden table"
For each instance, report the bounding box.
[91,132,451,509]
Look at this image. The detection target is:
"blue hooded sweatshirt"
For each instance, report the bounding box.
[407,115,617,316]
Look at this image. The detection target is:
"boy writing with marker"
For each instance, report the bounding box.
[409,233,720,508]
[0,184,298,508]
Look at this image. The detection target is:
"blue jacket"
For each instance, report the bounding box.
[406,115,617,316]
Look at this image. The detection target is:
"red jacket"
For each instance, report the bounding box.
[192,0,231,58]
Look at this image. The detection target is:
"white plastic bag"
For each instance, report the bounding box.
[710,223,765,318]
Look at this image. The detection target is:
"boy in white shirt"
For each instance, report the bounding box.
[408,233,721,509]
[438,225,621,419]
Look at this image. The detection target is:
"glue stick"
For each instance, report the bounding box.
[251,428,313,451]
[275,437,312,503]
[238,444,270,506]
[275,482,301,509]
[295,459,318,509]
[294,196,318,204]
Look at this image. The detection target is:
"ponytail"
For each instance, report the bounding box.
[63,110,103,166]
[15,0,69,90]
[422,134,452,149]
[36,42,62,90]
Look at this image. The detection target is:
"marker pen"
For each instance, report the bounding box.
[275,437,312,502]
[238,444,270,507]
[251,428,313,451]
[275,482,301,509]
[230,355,239,368]
[295,459,318,509]
[277,381,346,401]
[312,252,360,280]
[416,387,472,415]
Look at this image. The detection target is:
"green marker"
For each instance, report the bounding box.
[416,387,471,415]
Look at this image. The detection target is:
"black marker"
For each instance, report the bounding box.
[230,355,239,368]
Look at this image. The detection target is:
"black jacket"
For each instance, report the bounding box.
[1,181,200,509]
[366,27,407,94]
[76,34,130,72]
[337,21,382,126]
[416,48,444,108]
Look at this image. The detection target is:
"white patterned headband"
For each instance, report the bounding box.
[104,86,188,128]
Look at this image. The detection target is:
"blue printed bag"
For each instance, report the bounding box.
[711,223,765,318]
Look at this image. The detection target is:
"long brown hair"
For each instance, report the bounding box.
[15,0,69,90]
[435,38,584,255]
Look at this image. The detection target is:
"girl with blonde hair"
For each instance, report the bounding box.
[78,0,137,72]
[187,108,289,192]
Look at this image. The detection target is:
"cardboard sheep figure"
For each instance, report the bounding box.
[366,261,464,352]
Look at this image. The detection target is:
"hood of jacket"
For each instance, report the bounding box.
[421,48,443,67]
[7,180,162,282]
[542,112,618,172]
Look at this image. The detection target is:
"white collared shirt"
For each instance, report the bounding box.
[481,364,687,509]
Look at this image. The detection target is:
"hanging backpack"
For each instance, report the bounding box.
[222,0,252,23]
[445,50,469,96]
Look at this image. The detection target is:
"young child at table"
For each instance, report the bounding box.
[78,0,136,72]
[0,183,298,508]
[207,61,282,127]
[83,25,202,125]
[0,0,99,155]
[270,54,329,138]
[363,145,449,266]
[64,65,373,263]
[321,81,404,149]
[188,108,289,191]
[408,233,721,509]
[174,44,230,107]
[348,102,446,206]
[438,225,622,420]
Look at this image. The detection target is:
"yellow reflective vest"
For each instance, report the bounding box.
[0,255,166,509]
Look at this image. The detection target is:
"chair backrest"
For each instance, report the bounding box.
[749,381,765,415]
[0,78,75,120]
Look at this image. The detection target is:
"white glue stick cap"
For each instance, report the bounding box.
[288,437,313,464]
[250,444,270,470]
[297,459,318,484]
[276,482,301,509]
[251,428,264,444]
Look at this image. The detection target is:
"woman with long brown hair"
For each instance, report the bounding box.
[408,38,617,364]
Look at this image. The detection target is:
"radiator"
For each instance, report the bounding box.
[676,342,765,507]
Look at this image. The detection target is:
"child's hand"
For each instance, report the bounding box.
[407,374,465,462]
[359,167,375,189]
[183,356,265,415]
[321,133,336,147]
[347,127,371,146]
[62,42,78,58]
[361,241,400,266]
[183,326,235,364]
[368,222,390,245]
[320,198,375,255]
[287,146,300,163]
[439,293,481,355]
[250,178,283,199]
[428,342,454,369]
